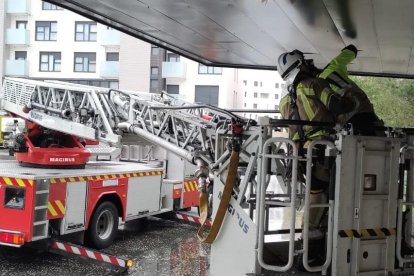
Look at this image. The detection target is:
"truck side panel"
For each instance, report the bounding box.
[0,178,35,242]
[85,177,128,228]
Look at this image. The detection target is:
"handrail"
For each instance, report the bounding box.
[302,140,336,273]
[257,137,298,272]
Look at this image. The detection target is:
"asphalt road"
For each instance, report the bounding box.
[0,217,210,276]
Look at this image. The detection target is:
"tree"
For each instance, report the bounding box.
[351,76,414,127]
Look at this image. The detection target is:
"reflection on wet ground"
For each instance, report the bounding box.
[114,217,210,276]
[0,217,210,276]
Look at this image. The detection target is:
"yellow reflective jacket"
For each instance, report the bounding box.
[319,48,375,125]
[280,77,339,141]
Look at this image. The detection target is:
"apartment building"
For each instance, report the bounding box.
[2,0,284,113]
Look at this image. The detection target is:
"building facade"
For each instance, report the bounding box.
[2,0,284,114]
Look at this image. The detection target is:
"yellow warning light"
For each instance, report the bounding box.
[126,260,134,267]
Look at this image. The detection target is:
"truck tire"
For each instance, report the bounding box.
[87,201,118,249]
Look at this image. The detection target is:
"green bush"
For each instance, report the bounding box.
[351,76,414,127]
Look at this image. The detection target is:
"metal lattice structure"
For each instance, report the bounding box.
[0,77,257,168]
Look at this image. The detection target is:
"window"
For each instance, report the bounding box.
[260,81,263,87]
[74,52,96,72]
[195,85,219,106]
[253,104,258,109]
[244,103,246,107]
[243,80,247,86]
[39,52,61,72]
[68,79,119,89]
[275,105,279,110]
[16,21,27,29]
[42,2,63,10]
[198,64,222,75]
[260,93,269,99]
[275,94,279,100]
[167,53,180,62]
[151,46,160,56]
[275,83,280,89]
[36,21,57,41]
[15,51,27,60]
[195,86,219,106]
[253,92,258,98]
[106,52,119,61]
[75,22,97,41]
[167,85,179,94]
[244,91,247,97]
[151,67,159,76]
[281,84,287,89]
[254,81,258,87]
[150,80,159,92]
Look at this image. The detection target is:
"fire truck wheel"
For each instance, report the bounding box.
[87,201,119,249]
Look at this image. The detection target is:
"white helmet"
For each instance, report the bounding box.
[277,50,304,80]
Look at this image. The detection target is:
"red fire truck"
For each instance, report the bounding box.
[0,78,207,253]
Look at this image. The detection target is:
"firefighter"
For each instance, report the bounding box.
[319,44,383,135]
[278,49,355,265]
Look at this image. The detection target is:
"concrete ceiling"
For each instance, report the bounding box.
[46,0,414,78]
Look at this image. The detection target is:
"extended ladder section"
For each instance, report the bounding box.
[0,77,249,167]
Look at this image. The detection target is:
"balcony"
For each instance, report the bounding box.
[162,62,187,79]
[100,29,120,46]
[100,61,119,78]
[6,29,30,45]
[5,60,29,77]
[6,0,30,14]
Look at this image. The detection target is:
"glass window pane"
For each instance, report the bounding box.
[75,33,83,41]
[41,55,48,62]
[40,63,48,71]
[90,33,97,41]
[51,23,57,31]
[89,64,96,72]
[90,24,97,32]
[75,64,83,71]
[199,65,207,74]
[76,24,84,32]
[55,63,61,72]
[109,82,119,89]
[50,33,57,40]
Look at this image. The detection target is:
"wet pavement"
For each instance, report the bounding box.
[0,217,209,276]
[0,215,320,276]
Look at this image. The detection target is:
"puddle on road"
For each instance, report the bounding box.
[109,217,210,276]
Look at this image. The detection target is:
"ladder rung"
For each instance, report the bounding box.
[36,190,49,194]
[35,206,48,210]
[33,221,47,226]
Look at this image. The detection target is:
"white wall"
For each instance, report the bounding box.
[119,34,150,91]
[0,0,5,78]
[21,0,108,79]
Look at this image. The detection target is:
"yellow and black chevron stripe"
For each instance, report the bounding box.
[50,171,163,184]
[338,227,396,238]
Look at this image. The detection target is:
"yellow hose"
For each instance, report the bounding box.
[197,150,239,244]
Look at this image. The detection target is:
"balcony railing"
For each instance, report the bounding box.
[162,62,187,79]
[5,60,29,77]
[100,29,120,46]
[100,61,119,78]
[6,0,30,14]
[6,29,30,45]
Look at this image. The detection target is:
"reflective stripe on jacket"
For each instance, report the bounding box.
[279,77,336,141]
